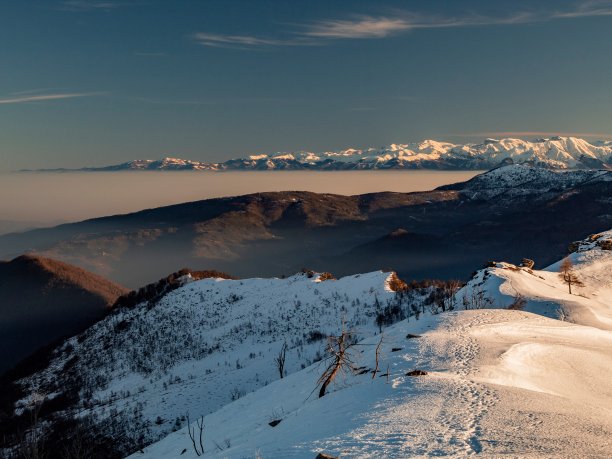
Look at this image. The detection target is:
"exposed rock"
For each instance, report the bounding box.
[598,240,612,250]
[406,370,428,376]
[318,272,336,281]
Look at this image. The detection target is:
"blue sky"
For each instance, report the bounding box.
[1,0,611,170]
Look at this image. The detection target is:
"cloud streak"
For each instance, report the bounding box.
[302,16,413,39]
[554,0,612,18]
[191,32,308,49]
[193,1,612,49]
[191,13,520,49]
[58,0,146,12]
[0,92,100,105]
[58,1,123,11]
[192,13,537,48]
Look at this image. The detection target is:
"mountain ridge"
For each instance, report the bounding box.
[22,136,612,172]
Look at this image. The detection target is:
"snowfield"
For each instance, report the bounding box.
[128,231,612,458]
[129,310,612,458]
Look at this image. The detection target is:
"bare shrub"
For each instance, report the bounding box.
[508,295,527,311]
[187,414,204,457]
[274,342,288,379]
[462,286,492,310]
[317,327,357,398]
[17,393,47,459]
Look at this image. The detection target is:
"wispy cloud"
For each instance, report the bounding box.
[301,13,535,38]
[302,16,413,39]
[58,1,123,11]
[192,12,537,49]
[193,1,612,50]
[128,96,216,106]
[554,0,612,18]
[192,32,303,49]
[0,92,100,105]
[133,52,167,57]
[58,0,145,12]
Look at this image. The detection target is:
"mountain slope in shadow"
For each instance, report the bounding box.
[0,255,128,374]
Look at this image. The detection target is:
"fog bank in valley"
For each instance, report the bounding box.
[0,170,481,231]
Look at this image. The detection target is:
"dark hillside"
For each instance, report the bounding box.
[0,255,128,374]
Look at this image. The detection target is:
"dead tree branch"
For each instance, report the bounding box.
[187,414,204,456]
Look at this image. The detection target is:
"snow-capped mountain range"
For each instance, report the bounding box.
[28,137,612,172]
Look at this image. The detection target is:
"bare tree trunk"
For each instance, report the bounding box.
[372,335,383,379]
[274,343,288,379]
[317,330,355,398]
[187,414,204,456]
[318,360,342,398]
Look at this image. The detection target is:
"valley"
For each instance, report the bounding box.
[1,166,610,288]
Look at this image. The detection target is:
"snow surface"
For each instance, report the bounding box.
[459,230,612,330]
[129,311,612,458]
[128,231,612,458]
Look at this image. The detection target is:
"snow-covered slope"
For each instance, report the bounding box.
[125,230,612,459]
[7,230,612,458]
[12,271,429,455]
[459,230,612,329]
[27,137,612,172]
[130,312,612,459]
[442,164,611,200]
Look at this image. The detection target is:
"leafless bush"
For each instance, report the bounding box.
[274,343,288,379]
[60,422,95,459]
[317,327,357,398]
[507,295,527,311]
[462,286,492,310]
[187,414,204,456]
[441,280,462,312]
[17,393,46,459]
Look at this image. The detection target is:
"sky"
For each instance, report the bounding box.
[1,0,611,171]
